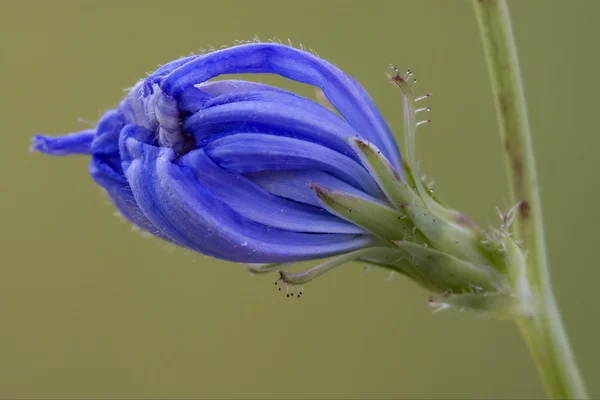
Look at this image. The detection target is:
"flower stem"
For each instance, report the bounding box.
[472,0,588,398]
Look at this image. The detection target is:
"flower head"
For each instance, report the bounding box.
[32,43,404,263]
[33,43,530,315]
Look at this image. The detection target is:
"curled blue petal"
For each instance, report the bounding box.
[145,44,402,172]
[178,80,286,112]
[184,92,360,159]
[202,86,315,109]
[205,134,380,197]
[245,170,387,208]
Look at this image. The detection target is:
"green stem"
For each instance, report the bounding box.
[472,1,587,398]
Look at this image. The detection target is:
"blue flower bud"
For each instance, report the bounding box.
[31,43,404,263]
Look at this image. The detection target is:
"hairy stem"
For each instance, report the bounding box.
[472,0,587,398]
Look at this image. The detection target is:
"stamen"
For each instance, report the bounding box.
[415,107,431,113]
[416,120,431,127]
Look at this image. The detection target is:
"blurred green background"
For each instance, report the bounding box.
[1,0,598,398]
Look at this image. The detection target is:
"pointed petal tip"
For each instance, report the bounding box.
[30,135,55,154]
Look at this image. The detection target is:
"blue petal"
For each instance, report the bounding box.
[118,123,157,173]
[89,156,126,191]
[87,110,128,191]
[105,186,167,239]
[204,134,381,197]
[124,139,378,263]
[143,55,198,88]
[201,84,298,109]
[183,93,360,160]
[31,131,94,156]
[90,121,154,196]
[178,80,287,112]
[90,110,126,157]
[178,149,365,234]
[245,170,387,208]
[177,86,212,113]
[145,43,403,172]
[119,81,152,129]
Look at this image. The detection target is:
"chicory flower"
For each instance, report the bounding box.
[33,44,402,263]
[33,43,529,314]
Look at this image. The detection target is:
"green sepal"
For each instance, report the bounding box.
[311,184,419,241]
[279,247,398,285]
[392,240,509,294]
[402,203,491,267]
[348,138,419,210]
[246,262,291,274]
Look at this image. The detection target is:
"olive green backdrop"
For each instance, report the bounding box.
[1,0,598,398]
